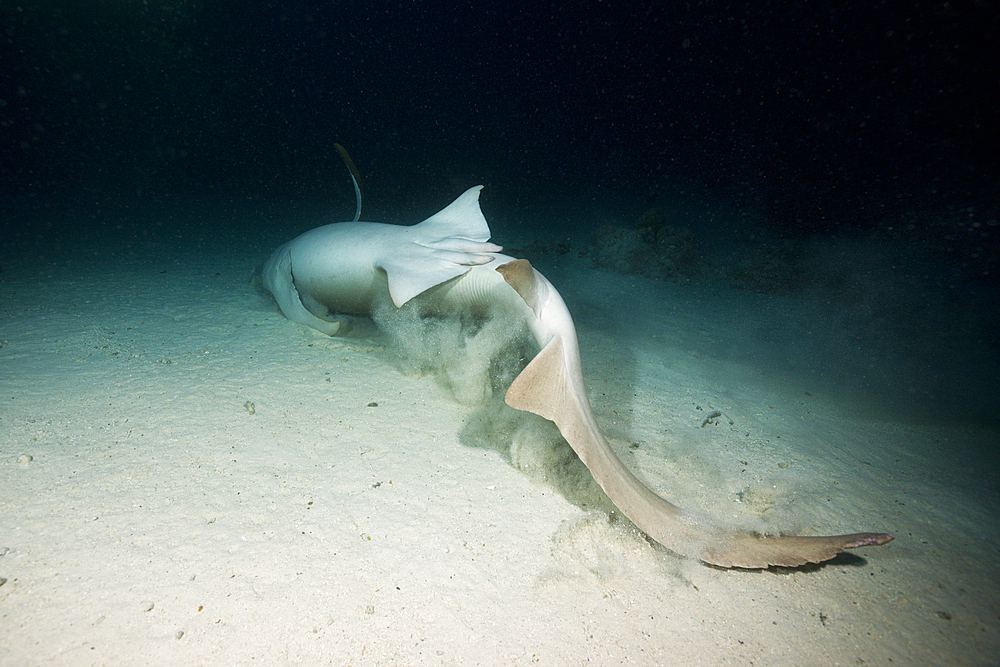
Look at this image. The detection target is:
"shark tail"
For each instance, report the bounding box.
[498,259,893,569]
[699,531,894,569]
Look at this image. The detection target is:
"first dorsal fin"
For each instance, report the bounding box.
[497,259,543,316]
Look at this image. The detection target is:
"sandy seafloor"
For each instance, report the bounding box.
[0,203,997,666]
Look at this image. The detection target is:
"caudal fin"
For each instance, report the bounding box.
[699,531,894,569]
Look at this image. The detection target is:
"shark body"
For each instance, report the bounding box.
[262,185,893,568]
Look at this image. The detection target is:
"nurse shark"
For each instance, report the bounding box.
[262,163,892,569]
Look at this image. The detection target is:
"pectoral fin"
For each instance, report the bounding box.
[379,186,502,307]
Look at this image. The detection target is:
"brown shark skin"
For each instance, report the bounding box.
[497,259,894,569]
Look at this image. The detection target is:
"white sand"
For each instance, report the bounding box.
[1,231,996,666]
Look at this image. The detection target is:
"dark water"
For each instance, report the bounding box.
[3,2,997,449]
